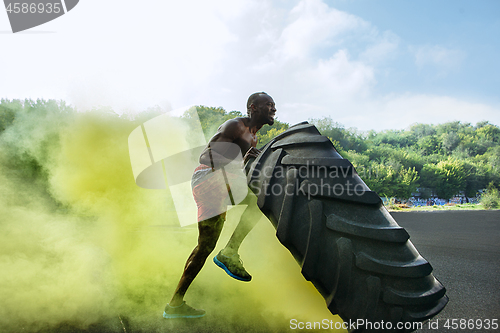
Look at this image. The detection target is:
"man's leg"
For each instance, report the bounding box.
[167,215,224,312]
[222,191,260,254]
[213,191,261,281]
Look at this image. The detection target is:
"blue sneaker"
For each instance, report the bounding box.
[163,301,205,319]
[213,250,252,282]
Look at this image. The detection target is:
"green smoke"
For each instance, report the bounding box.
[0,99,343,332]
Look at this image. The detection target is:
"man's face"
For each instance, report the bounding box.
[252,94,276,126]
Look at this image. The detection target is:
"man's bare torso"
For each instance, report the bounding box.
[199,117,258,168]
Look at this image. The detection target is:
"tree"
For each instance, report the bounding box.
[257,127,287,147]
[0,99,22,133]
[420,159,469,199]
[183,107,500,199]
[256,118,289,146]
[441,132,460,154]
[370,129,417,148]
[487,146,500,172]
[462,160,489,198]
[476,124,500,143]
[182,106,242,140]
[310,117,367,152]
[410,123,435,138]
[363,162,419,199]
[417,135,441,155]
[480,182,500,209]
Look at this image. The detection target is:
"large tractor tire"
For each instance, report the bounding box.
[245,122,448,332]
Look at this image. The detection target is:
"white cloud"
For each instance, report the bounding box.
[207,0,379,120]
[1,0,497,133]
[360,31,400,64]
[0,0,388,115]
[1,0,248,112]
[412,45,466,73]
[274,0,366,61]
[299,49,375,103]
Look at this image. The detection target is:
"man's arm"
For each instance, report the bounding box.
[243,147,260,164]
[199,119,248,168]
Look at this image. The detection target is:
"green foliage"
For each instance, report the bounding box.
[0,99,74,188]
[410,123,436,138]
[486,146,500,172]
[441,131,460,154]
[370,129,417,148]
[420,158,469,199]
[417,135,442,155]
[362,163,419,198]
[476,123,500,142]
[310,117,367,152]
[363,144,424,172]
[0,99,22,133]
[364,120,500,199]
[257,127,287,147]
[256,119,289,148]
[480,183,500,209]
[182,106,243,140]
[3,98,499,201]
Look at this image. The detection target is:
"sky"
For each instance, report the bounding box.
[1,0,499,131]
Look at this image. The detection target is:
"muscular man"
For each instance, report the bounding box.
[163,92,277,318]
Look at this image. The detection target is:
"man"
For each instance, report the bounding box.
[163,92,277,318]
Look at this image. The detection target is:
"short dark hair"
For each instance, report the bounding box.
[247,92,269,116]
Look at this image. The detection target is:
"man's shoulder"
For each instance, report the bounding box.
[221,117,248,127]
[217,117,250,140]
[220,117,249,131]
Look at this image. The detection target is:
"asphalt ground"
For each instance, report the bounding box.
[391,210,500,333]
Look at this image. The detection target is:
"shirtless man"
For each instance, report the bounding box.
[163,92,277,318]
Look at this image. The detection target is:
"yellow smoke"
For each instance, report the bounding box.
[0,101,344,332]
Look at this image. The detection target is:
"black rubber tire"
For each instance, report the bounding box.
[245,122,448,333]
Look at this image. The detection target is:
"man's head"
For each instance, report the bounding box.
[247,92,276,126]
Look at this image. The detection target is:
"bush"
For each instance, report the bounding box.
[480,187,500,209]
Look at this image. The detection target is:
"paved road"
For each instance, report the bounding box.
[391,211,500,333]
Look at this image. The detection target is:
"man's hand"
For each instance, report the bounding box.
[243,147,261,164]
